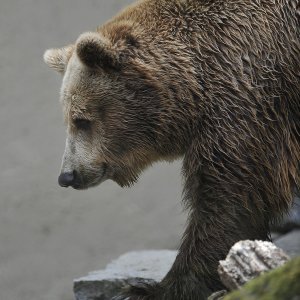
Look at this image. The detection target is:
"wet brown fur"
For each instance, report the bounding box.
[45,0,300,299]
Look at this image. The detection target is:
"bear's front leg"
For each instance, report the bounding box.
[113,190,269,300]
[113,273,215,300]
[112,213,226,300]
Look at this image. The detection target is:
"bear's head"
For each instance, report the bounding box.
[44,29,184,189]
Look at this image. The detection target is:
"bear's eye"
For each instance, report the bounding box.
[73,118,91,131]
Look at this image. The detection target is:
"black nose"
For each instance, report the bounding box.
[58,171,75,187]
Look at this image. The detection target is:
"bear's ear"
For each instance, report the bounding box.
[76,32,122,70]
[43,45,74,73]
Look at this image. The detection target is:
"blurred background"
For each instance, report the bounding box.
[0,1,186,299]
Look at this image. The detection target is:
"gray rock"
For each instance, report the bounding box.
[272,196,300,233]
[274,229,300,257]
[74,250,177,300]
[218,240,290,291]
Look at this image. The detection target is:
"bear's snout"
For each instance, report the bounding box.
[58,171,77,188]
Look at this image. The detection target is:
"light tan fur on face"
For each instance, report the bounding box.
[59,54,98,179]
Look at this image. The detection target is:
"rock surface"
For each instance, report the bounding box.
[218,240,290,291]
[74,250,177,300]
[274,229,300,258]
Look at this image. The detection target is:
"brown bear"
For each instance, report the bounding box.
[44,0,300,299]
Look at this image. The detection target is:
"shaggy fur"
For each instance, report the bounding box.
[44,0,300,299]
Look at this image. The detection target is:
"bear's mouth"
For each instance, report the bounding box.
[71,163,110,190]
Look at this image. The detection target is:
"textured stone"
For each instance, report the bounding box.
[218,240,290,291]
[74,250,177,300]
[274,229,300,258]
[223,256,300,300]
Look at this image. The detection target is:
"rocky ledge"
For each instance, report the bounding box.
[74,250,177,300]
[74,200,300,300]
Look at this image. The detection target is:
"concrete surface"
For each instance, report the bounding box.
[0,1,185,300]
[74,250,177,300]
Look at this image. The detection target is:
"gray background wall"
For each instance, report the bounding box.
[0,1,185,299]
